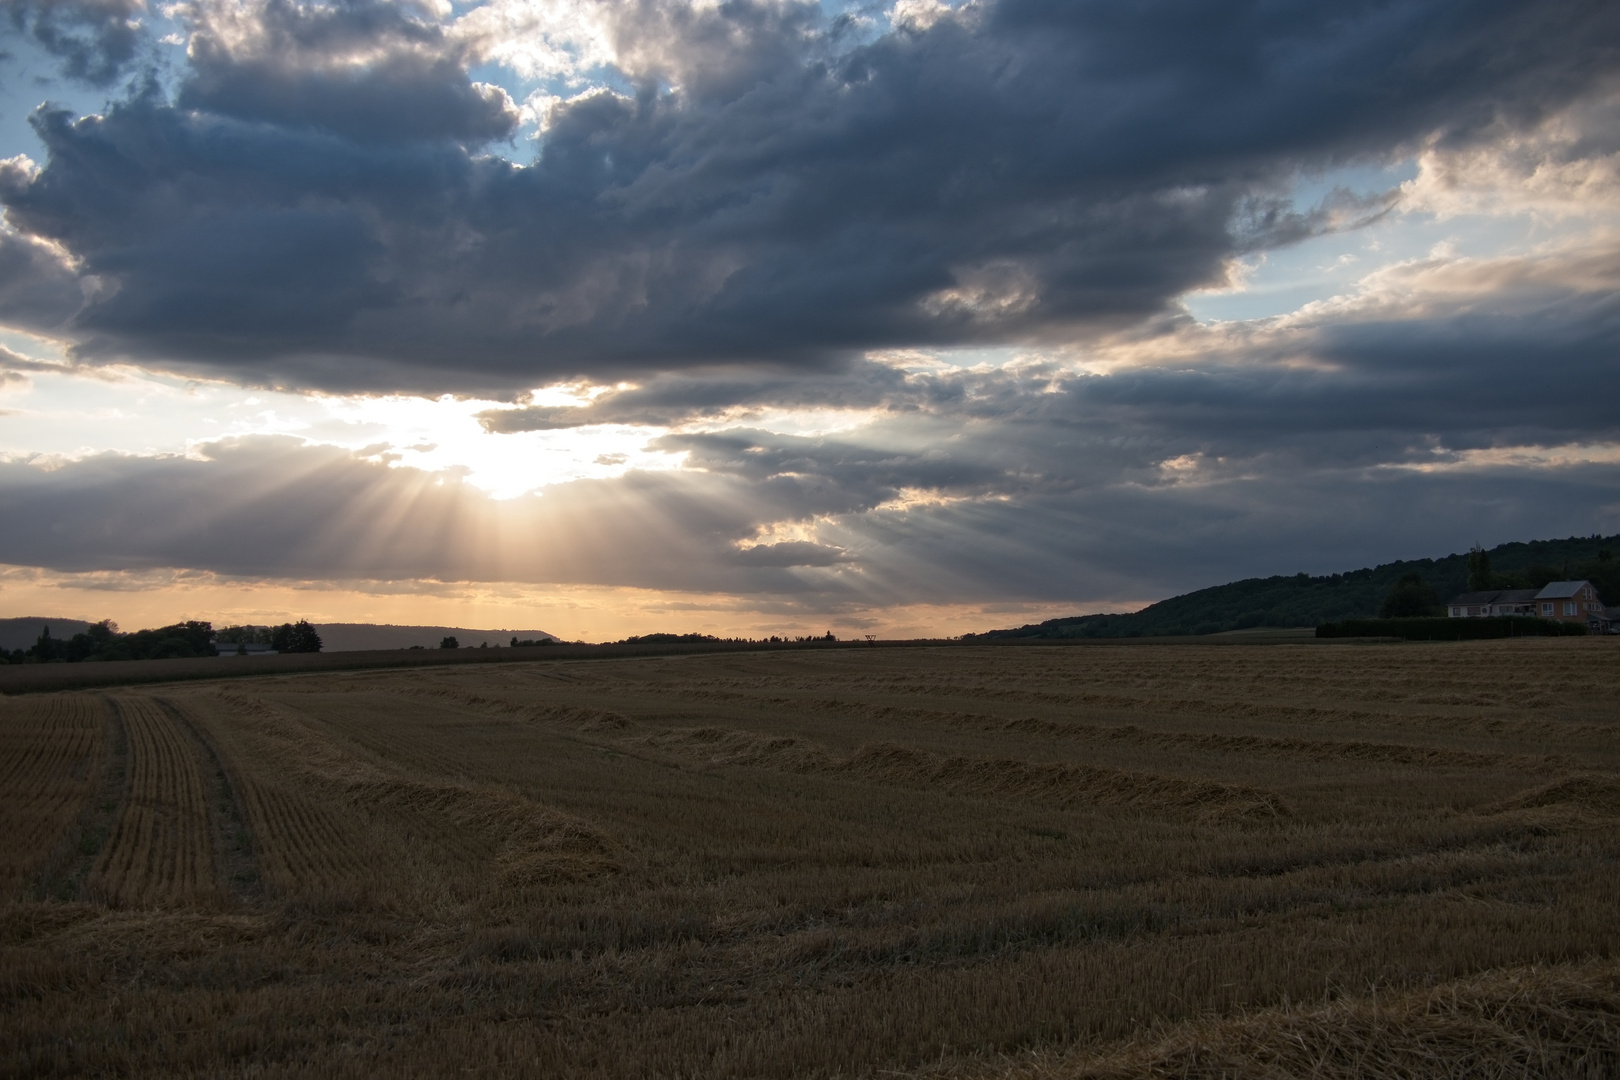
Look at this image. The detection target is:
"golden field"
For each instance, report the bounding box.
[3,638,1619,1078]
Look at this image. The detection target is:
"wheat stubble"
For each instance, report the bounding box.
[2,637,1618,1078]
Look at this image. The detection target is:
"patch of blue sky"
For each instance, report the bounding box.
[1287,157,1417,213]
[468,57,636,151]
[1183,158,1576,324]
[0,15,188,161]
[0,35,114,159]
[819,0,892,35]
[0,327,63,361]
[472,0,896,146]
[1185,214,1543,323]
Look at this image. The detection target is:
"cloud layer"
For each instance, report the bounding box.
[3,0,1617,391]
[4,231,1618,610]
[2,0,1619,628]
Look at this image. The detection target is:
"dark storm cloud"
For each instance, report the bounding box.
[2,238,1617,607]
[477,236,1620,479]
[1067,262,1620,461]
[2,0,1615,390]
[476,245,1617,560]
[0,225,82,328]
[2,0,143,86]
[177,0,518,144]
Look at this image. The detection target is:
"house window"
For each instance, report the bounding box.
[1541,603,1553,616]
[1450,607,1460,617]
[1564,601,1577,616]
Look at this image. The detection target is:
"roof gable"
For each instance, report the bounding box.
[1447,589,1540,605]
[1534,580,1593,599]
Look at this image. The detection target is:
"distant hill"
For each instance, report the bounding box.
[966,533,1620,640]
[313,624,560,651]
[0,618,96,652]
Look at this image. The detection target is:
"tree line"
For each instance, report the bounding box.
[1462,546,1619,598]
[216,622,324,653]
[3,619,323,664]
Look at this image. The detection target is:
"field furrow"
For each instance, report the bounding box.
[0,695,104,900]
[164,688,614,907]
[85,696,215,906]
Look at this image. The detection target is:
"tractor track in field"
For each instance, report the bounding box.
[155,697,263,905]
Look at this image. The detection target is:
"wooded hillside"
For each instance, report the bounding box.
[968,534,1620,639]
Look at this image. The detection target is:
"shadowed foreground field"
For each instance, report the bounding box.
[3,640,1619,1077]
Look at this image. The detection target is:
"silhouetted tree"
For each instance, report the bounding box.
[1379,572,1443,618]
[270,620,322,653]
[30,626,55,663]
[1467,545,1493,591]
[440,636,459,649]
[287,620,322,653]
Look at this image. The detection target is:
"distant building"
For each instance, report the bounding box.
[1446,580,1610,633]
[213,641,278,656]
[1444,588,1539,619]
[1532,581,1611,633]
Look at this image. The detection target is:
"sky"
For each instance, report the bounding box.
[0,0,1618,641]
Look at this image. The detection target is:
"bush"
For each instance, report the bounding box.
[1379,572,1443,618]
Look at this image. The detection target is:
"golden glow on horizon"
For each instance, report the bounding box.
[0,564,1118,642]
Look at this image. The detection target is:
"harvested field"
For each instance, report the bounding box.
[0,695,104,902]
[2,637,1618,1077]
[85,697,216,907]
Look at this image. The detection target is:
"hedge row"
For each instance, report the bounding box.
[1316,616,1590,640]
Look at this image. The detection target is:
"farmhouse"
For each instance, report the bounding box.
[212,641,277,656]
[1446,580,1611,633]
